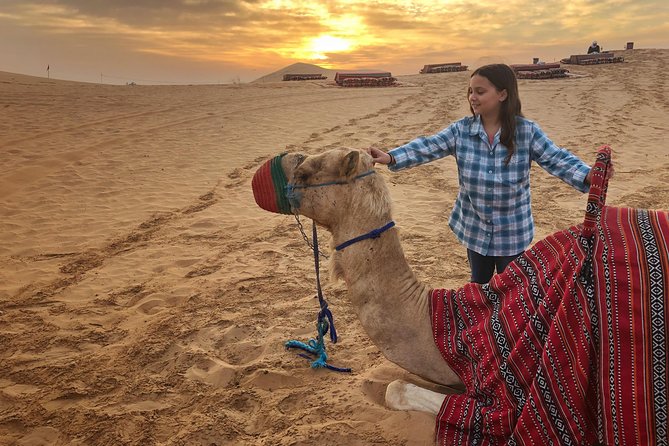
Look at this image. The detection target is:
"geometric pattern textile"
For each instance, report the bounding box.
[430,147,669,445]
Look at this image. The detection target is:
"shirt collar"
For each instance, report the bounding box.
[469,114,499,145]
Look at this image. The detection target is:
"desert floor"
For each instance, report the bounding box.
[1,48,668,445]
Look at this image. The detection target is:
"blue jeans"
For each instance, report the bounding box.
[467,249,522,284]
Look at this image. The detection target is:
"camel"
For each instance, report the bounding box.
[252,147,669,444]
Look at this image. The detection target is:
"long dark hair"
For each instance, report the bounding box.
[470,64,523,164]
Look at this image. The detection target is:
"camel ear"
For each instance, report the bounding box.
[340,151,360,179]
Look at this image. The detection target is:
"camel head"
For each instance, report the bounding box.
[251,148,392,229]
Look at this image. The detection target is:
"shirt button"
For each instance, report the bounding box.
[488,170,493,174]
[489,151,494,156]
[486,219,491,223]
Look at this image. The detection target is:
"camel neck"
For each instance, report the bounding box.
[332,221,458,384]
[333,219,425,301]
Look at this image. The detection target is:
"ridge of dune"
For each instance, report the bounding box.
[251,62,336,83]
[0,70,96,86]
[251,61,390,83]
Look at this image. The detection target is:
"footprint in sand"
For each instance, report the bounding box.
[182,191,217,214]
[360,379,388,407]
[133,289,191,315]
[108,283,148,306]
[217,325,266,365]
[183,324,267,367]
[135,298,167,315]
[100,399,172,416]
[182,324,269,388]
[322,125,341,134]
[185,264,221,278]
[277,393,301,414]
[226,390,260,413]
[185,356,237,387]
[14,427,67,446]
[241,369,302,391]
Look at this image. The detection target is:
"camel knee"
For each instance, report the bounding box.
[385,379,444,416]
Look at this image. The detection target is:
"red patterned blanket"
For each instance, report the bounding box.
[430,147,669,445]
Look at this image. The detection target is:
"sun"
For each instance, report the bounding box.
[306,35,353,60]
[310,35,351,53]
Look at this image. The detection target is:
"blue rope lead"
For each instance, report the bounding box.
[285,220,351,373]
[285,319,351,373]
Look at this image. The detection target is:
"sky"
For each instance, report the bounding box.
[1,0,668,84]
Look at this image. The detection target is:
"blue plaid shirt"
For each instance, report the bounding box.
[388,115,591,256]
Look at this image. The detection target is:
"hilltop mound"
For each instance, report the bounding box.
[251,62,338,83]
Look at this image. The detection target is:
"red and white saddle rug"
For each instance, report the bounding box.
[431,147,669,445]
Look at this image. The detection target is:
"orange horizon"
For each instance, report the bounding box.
[1,0,667,84]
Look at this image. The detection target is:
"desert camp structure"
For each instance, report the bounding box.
[511,63,569,80]
[334,71,396,87]
[282,73,327,81]
[560,52,624,65]
[420,63,468,74]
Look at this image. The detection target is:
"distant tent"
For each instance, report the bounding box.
[419,63,468,74]
[560,52,624,65]
[510,63,569,80]
[282,73,327,81]
[334,71,396,87]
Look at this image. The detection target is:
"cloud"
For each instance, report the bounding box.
[1,0,667,82]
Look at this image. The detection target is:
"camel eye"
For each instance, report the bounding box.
[294,154,306,168]
[294,169,310,183]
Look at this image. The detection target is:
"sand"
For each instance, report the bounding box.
[1,48,668,445]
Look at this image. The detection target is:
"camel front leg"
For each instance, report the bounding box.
[385,379,446,415]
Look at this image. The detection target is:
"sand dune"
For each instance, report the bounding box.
[252,62,390,83]
[1,48,668,445]
[252,62,336,83]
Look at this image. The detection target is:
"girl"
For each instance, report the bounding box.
[370,63,598,283]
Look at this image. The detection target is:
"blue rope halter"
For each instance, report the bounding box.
[335,221,396,251]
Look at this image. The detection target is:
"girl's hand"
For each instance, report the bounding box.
[366,147,392,165]
[585,160,615,185]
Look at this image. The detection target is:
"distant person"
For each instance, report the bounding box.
[587,41,601,54]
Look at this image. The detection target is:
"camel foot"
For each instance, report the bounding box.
[384,379,445,415]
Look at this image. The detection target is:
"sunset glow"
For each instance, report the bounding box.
[0,0,667,83]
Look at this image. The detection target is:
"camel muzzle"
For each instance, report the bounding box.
[252,154,293,215]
